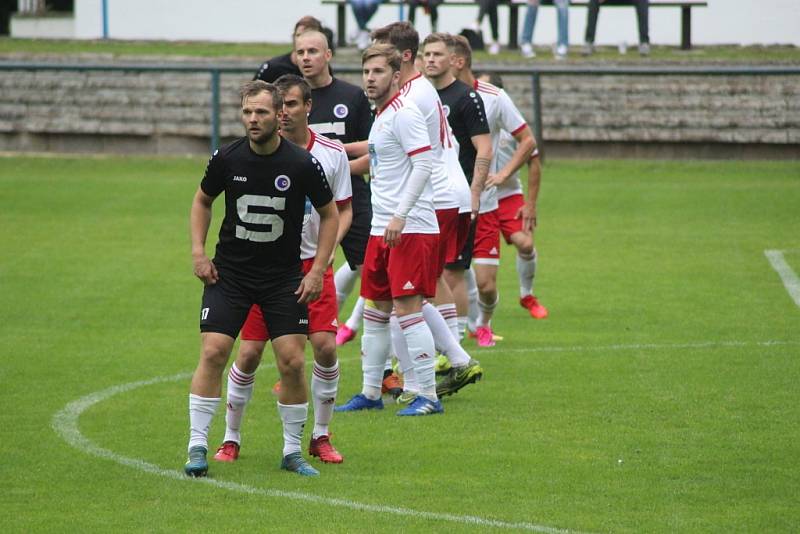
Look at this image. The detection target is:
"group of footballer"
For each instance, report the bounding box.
[184,16,548,478]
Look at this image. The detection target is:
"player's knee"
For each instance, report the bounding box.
[512,233,534,256]
[313,340,337,367]
[237,342,264,371]
[200,344,230,371]
[279,352,306,380]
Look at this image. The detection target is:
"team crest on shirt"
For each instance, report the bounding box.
[275,175,291,191]
[333,104,349,119]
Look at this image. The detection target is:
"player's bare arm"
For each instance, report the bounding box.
[296,199,339,303]
[517,152,542,233]
[470,133,493,219]
[330,200,353,265]
[486,126,536,188]
[343,140,369,157]
[349,154,370,175]
[190,186,219,285]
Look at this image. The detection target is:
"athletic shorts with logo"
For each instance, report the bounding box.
[240,259,337,340]
[473,209,501,264]
[361,234,439,301]
[199,265,308,339]
[497,193,527,243]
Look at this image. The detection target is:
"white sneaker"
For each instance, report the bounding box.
[356,29,371,51]
[520,43,535,58]
[555,44,568,60]
[488,42,500,55]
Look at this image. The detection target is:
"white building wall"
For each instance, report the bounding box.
[52,0,800,46]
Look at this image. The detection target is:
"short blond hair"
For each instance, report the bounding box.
[361,43,402,72]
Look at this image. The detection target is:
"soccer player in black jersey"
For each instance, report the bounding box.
[253,16,334,83]
[184,80,339,478]
[293,29,375,347]
[422,32,493,336]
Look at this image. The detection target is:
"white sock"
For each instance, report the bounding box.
[277,402,308,457]
[398,312,437,400]
[422,302,470,367]
[223,364,255,445]
[436,303,460,341]
[361,307,391,400]
[457,316,468,340]
[478,293,499,328]
[517,249,537,297]
[390,314,418,393]
[188,394,220,451]
[334,264,358,309]
[465,267,479,331]
[311,361,339,439]
[345,296,366,331]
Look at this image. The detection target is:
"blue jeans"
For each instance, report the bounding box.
[521,0,569,48]
[350,0,383,30]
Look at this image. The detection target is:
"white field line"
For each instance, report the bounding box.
[765,249,800,308]
[481,339,800,354]
[51,368,579,534]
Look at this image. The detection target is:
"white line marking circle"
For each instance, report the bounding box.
[52,340,797,532]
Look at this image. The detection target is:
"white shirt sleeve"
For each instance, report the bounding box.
[333,149,353,203]
[498,89,527,137]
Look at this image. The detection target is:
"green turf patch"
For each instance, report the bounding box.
[1,156,798,532]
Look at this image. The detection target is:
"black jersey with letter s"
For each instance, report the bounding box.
[436,79,489,183]
[200,138,333,281]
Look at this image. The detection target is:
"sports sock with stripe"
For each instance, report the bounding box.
[223,364,255,445]
[311,361,339,439]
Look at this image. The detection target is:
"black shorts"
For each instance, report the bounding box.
[341,174,372,269]
[199,267,308,339]
[445,218,477,271]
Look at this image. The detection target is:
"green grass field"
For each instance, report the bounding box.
[1,155,799,533]
[1,37,798,63]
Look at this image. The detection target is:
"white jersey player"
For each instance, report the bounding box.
[335,43,444,416]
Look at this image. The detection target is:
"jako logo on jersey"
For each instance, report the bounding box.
[333,104,349,119]
[233,175,247,182]
[275,175,291,191]
[442,105,450,117]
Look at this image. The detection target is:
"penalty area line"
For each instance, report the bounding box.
[51,371,584,534]
[765,249,800,308]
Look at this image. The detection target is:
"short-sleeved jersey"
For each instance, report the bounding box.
[300,130,353,260]
[436,79,490,184]
[473,80,528,213]
[400,72,461,210]
[308,77,374,213]
[200,137,333,281]
[367,93,438,235]
[254,52,301,83]
[494,130,523,200]
[308,77,373,145]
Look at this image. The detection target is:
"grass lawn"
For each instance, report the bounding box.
[1,37,798,64]
[1,155,798,532]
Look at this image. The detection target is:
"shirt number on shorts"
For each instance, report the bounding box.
[235,194,286,242]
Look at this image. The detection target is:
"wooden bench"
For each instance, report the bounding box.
[321,0,707,51]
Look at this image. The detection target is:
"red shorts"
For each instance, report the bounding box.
[498,193,527,244]
[473,209,500,265]
[435,208,460,274]
[240,259,337,341]
[361,233,439,301]
[455,212,473,255]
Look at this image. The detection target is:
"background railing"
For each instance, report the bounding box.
[2,62,799,155]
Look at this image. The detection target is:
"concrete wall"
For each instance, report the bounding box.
[1,60,797,158]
